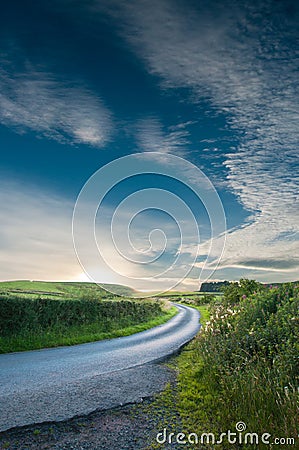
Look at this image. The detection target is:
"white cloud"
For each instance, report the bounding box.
[0,180,81,281]
[0,58,112,147]
[97,0,299,280]
[135,117,189,155]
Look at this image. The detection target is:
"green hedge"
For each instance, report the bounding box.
[0,296,162,337]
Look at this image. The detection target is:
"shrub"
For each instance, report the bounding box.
[184,281,299,442]
[195,294,215,305]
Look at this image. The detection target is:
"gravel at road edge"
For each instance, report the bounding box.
[0,362,183,450]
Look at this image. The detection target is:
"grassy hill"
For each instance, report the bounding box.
[0,280,135,299]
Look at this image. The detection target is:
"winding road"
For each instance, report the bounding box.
[0,304,200,432]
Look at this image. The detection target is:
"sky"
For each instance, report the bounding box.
[0,0,298,292]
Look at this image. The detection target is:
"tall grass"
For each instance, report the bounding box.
[176,281,299,448]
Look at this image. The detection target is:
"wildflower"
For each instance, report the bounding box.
[284,386,289,397]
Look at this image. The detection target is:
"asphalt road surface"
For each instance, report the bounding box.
[0,303,200,432]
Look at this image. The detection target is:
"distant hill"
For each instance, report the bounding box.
[100,283,136,296]
[0,280,136,299]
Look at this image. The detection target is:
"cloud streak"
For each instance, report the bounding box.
[96,0,299,279]
[135,117,189,155]
[0,57,112,147]
[0,179,82,281]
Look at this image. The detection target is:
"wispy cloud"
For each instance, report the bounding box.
[0,57,112,147]
[0,179,81,280]
[96,0,299,279]
[135,117,189,155]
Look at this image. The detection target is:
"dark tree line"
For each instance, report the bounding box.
[200,281,230,292]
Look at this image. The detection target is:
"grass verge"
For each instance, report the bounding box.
[153,282,299,449]
[175,305,213,433]
[143,305,210,449]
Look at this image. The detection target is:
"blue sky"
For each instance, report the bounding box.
[0,0,298,290]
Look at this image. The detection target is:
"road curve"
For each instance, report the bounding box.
[0,304,200,431]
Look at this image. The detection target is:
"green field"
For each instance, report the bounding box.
[0,280,177,353]
[0,279,135,299]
